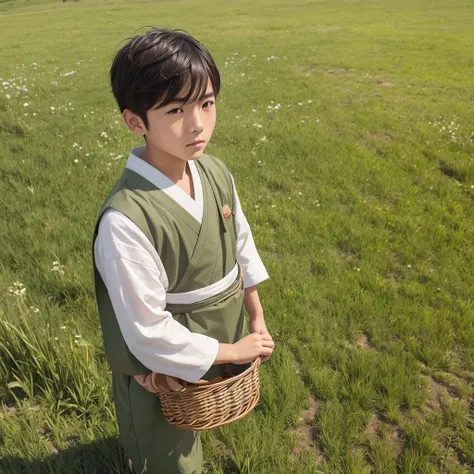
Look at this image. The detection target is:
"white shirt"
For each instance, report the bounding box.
[94,145,269,383]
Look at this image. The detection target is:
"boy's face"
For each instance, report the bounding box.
[125,78,216,162]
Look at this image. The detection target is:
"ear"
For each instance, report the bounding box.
[122,109,147,137]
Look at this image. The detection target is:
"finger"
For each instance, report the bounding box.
[134,375,147,387]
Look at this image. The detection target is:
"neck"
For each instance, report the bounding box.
[141,143,188,183]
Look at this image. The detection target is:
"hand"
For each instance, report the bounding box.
[249,315,274,362]
[232,332,275,365]
[133,374,154,391]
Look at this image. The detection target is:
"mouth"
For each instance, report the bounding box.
[186,139,205,147]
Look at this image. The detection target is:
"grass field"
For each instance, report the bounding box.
[0,0,473,472]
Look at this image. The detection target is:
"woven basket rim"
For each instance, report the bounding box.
[155,357,261,394]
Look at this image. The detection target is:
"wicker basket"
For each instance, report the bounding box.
[147,356,262,431]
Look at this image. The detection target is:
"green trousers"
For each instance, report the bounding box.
[114,373,203,474]
[113,264,245,473]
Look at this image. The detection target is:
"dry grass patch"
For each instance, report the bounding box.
[365,412,382,437]
[357,332,375,350]
[325,68,355,75]
[304,65,323,76]
[376,80,394,86]
[293,65,355,77]
[290,393,324,463]
[431,371,469,398]
[426,375,449,411]
[365,130,394,142]
[365,413,406,460]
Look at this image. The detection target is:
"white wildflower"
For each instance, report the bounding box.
[51,260,66,275]
[8,281,27,300]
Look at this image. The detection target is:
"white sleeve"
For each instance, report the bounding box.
[94,208,219,383]
[230,173,270,288]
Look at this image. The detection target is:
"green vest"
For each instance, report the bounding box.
[92,154,242,377]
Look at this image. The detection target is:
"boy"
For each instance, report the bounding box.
[92,28,275,473]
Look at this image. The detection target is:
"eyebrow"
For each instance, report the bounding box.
[168,91,215,105]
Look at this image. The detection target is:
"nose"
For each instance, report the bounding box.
[188,107,204,134]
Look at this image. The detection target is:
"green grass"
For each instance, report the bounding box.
[0,0,473,472]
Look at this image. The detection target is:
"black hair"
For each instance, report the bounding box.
[110,27,220,130]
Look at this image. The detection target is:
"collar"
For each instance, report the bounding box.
[124,145,204,223]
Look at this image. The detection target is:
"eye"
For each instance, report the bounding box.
[203,100,215,109]
[167,108,183,115]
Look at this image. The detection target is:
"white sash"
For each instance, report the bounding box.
[165,262,239,305]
